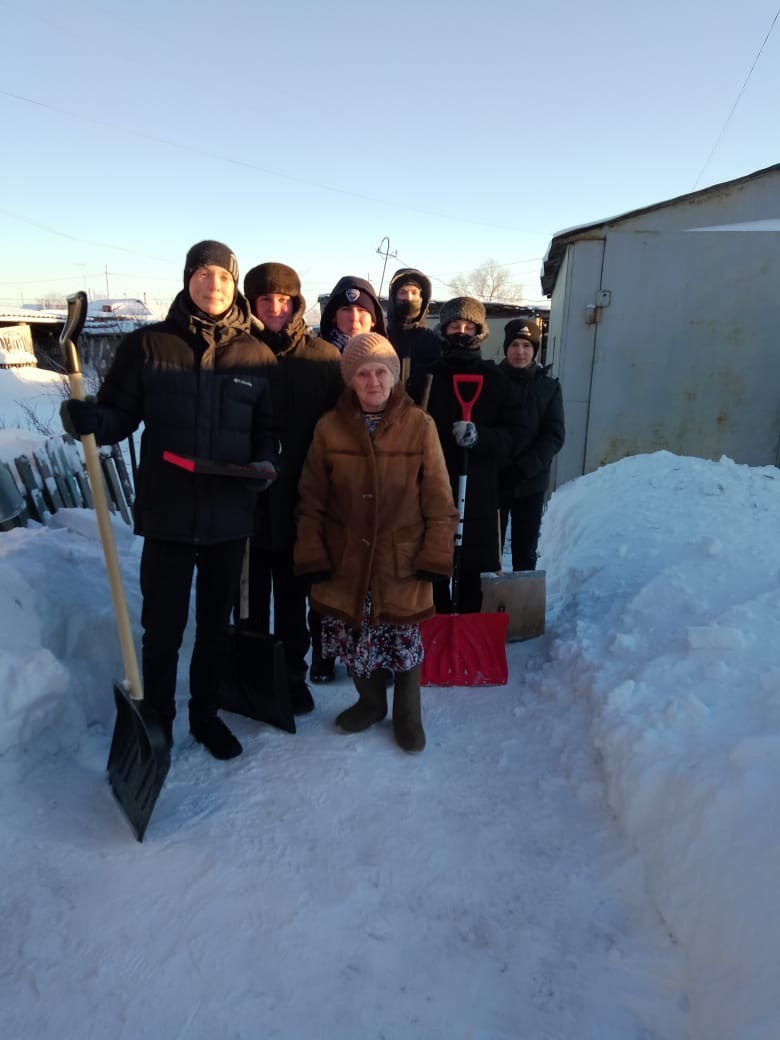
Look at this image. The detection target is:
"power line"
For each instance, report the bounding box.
[0,87,547,236]
[692,8,780,189]
[0,207,174,264]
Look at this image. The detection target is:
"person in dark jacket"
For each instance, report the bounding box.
[386,267,441,370]
[318,275,387,353]
[407,297,521,614]
[61,240,278,760]
[498,317,565,571]
[309,275,388,682]
[243,261,343,714]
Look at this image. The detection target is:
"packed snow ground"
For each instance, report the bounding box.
[1,367,779,1038]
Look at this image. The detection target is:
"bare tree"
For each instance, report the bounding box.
[449,259,523,302]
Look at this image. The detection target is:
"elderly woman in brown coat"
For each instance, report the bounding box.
[294,332,457,752]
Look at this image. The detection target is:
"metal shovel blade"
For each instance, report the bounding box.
[107,681,171,842]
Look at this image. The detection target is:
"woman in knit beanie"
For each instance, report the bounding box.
[294,333,457,752]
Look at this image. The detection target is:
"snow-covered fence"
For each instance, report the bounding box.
[0,435,133,531]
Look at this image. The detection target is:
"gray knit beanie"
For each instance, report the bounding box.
[436,296,489,344]
[340,332,400,386]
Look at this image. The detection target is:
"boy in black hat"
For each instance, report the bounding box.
[498,316,565,572]
[62,240,278,760]
[386,267,441,370]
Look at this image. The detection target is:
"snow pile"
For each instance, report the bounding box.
[539,452,780,1040]
[0,366,66,433]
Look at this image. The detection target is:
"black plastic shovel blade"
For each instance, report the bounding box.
[219,627,295,734]
[106,682,170,842]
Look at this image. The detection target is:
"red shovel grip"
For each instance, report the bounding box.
[452,374,484,421]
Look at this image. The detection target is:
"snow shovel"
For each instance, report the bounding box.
[162,453,295,733]
[162,450,277,488]
[480,569,546,641]
[217,542,295,733]
[61,292,169,842]
[421,373,509,686]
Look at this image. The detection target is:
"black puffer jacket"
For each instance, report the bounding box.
[252,301,344,550]
[408,352,522,572]
[93,292,278,544]
[386,267,440,368]
[498,360,565,499]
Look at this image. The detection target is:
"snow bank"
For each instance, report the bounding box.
[539,452,780,1040]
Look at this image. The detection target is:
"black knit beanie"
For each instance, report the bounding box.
[183,240,239,287]
[503,317,541,357]
[330,287,377,322]
[244,262,301,301]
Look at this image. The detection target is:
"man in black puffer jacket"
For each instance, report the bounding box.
[498,317,565,572]
[386,267,441,371]
[243,262,343,713]
[62,240,279,760]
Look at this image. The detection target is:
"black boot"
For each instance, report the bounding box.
[189,703,242,760]
[392,664,425,753]
[310,653,335,683]
[335,670,388,733]
[289,678,315,715]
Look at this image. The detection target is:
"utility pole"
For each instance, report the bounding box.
[375,236,398,298]
[105,265,111,299]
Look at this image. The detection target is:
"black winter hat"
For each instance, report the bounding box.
[320,276,387,340]
[391,270,426,296]
[503,317,541,356]
[244,262,301,301]
[183,240,239,286]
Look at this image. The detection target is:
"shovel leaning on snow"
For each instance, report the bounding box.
[61,292,169,842]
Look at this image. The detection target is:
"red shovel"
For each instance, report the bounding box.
[421,372,509,686]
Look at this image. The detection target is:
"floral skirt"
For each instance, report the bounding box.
[322,593,423,678]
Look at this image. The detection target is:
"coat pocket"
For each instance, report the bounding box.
[393,522,425,578]
[324,522,348,576]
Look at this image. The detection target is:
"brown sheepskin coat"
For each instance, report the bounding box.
[294,383,457,627]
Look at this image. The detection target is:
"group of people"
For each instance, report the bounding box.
[61,240,564,761]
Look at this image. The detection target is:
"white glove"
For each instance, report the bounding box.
[452,420,478,448]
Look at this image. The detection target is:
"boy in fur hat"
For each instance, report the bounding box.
[243,261,343,713]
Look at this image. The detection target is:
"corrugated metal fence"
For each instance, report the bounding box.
[0,436,134,531]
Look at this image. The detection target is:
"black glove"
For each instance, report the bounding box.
[244,460,278,493]
[416,570,447,583]
[304,571,332,585]
[60,397,98,438]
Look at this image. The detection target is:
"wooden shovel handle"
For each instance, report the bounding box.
[62,295,142,701]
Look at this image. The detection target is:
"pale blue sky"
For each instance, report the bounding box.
[1,0,778,312]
